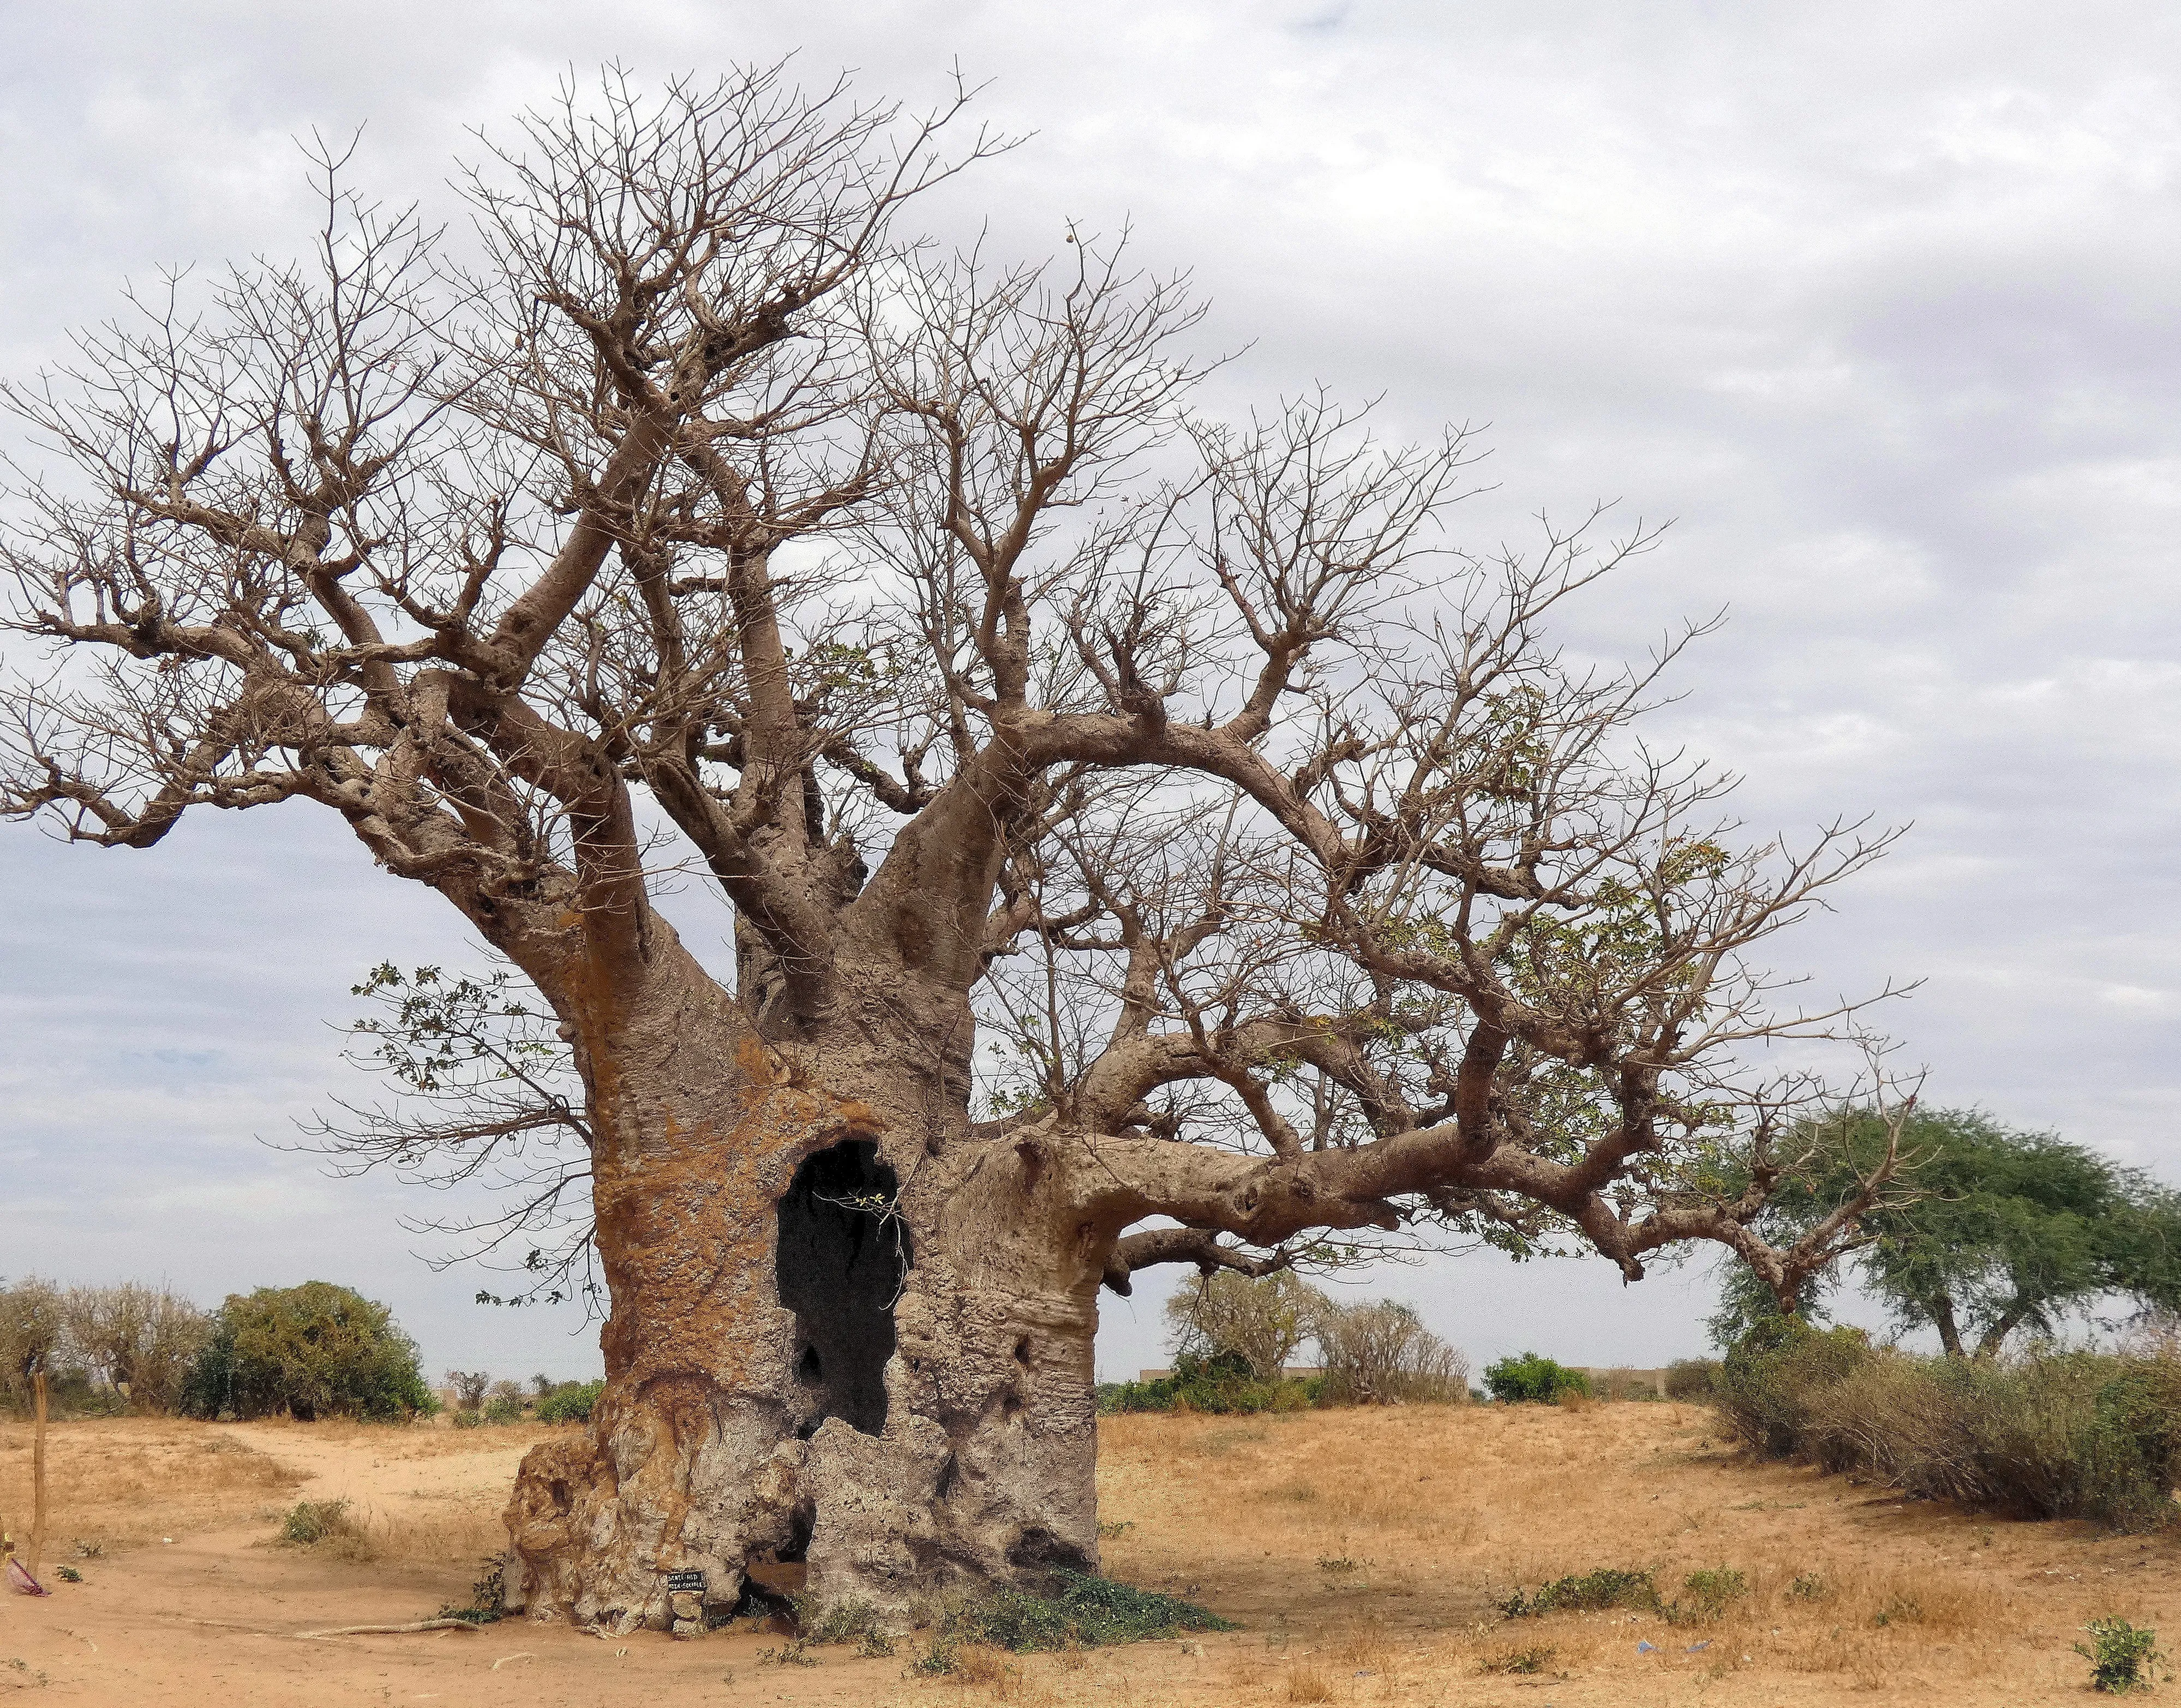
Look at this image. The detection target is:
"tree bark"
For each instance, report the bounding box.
[501,933,1104,1634]
[1931,1293,1966,1360]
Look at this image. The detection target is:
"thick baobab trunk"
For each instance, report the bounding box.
[501,955,1105,1634]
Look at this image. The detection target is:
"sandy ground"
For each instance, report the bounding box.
[1,1402,2174,1705]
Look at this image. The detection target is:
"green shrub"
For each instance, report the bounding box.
[438,1555,507,1626]
[1483,1352,1591,1405]
[536,1379,606,1424]
[1094,1352,1314,1415]
[2075,1618,2166,1693]
[182,1283,432,1422]
[1670,1567,1749,1623]
[794,1595,891,1652]
[1499,1567,1657,1618]
[944,1571,1235,1651]
[482,1394,522,1424]
[1713,1318,1873,1458]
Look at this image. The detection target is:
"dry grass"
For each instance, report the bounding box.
[272,1493,508,1565]
[1092,1399,2181,1703]
[7,1403,2177,1705]
[0,1417,299,1549]
[241,1414,561,1457]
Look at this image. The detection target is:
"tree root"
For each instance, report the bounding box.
[295,1619,484,1639]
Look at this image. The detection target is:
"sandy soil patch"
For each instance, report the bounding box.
[1,1403,2173,1704]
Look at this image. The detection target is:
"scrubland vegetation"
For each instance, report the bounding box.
[1717,1317,2181,1531]
[4,1365,2176,1700]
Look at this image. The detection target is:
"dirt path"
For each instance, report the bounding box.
[2,1405,2173,1704]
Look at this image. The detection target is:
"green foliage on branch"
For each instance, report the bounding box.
[1713,1107,2181,1357]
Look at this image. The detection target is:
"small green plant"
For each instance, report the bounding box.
[755,1639,818,1667]
[1499,1567,1658,1618]
[1316,1554,1358,1574]
[451,1409,483,1430]
[1667,1567,1748,1623]
[1097,1520,1135,1538]
[904,1637,959,1676]
[279,1498,352,1545]
[1787,1572,1829,1601]
[935,1570,1235,1652]
[1476,1644,1556,1675]
[2075,1619,2166,1694]
[55,1566,82,1584]
[436,1555,506,1625]
[71,1541,102,1559]
[482,1395,522,1424]
[793,1594,890,1650]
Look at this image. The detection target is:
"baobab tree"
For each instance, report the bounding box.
[0,67,1907,1633]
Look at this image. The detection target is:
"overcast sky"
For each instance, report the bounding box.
[2,1,2176,1385]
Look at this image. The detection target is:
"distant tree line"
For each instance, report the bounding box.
[1,1277,436,1422]
[442,1370,603,1427]
[1098,1273,1471,1413]
[0,1278,211,1415]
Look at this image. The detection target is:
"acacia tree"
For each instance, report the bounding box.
[1,67,1908,1632]
[1717,1107,2181,1358]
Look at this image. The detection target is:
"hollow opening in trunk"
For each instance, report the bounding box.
[776,1138,906,1437]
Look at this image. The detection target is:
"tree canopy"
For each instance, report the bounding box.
[1715,1107,2181,1356]
[182,1281,432,1421]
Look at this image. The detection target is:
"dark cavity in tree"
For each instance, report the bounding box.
[776,1140,906,1437]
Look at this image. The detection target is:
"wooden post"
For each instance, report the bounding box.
[28,1367,47,1580]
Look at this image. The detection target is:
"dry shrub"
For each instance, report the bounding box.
[1806,1349,2181,1527]
[1477,1643,1557,1675]
[293,1494,509,1565]
[950,1644,1047,1702]
[1167,1272,1320,1381]
[1282,1659,1335,1702]
[1593,1368,1657,1403]
[1333,1621,1393,1671]
[1722,1325,2181,1530]
[1317,1303,1469,1405]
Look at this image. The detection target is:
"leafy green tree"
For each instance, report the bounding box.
[1727,1108,2181,1358]
[183,1282,433,1421]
